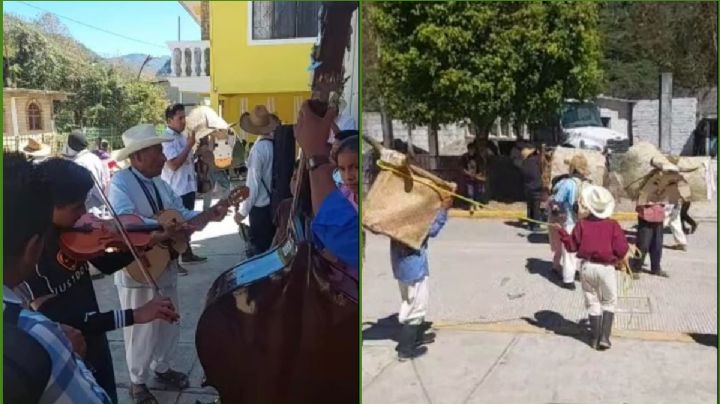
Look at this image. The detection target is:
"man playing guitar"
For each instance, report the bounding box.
[107,124,234,404]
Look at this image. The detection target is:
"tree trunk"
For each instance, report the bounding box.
[428,122,439,157]
[380,104,394,148]
[407,124,415,158]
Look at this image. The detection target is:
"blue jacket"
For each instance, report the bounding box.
[312,189,359,273]
[391,209,448,284]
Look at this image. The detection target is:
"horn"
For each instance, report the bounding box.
[649,157,663,170]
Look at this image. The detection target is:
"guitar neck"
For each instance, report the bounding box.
[186,197,230,229]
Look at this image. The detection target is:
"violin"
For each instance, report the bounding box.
[59,213,162,261]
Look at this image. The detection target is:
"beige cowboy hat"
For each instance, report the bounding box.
[112,124,174,162]
[520,146,537,159]
[581,185,616,219]
[185,106,230,140]
[565,154,590,177]
[22,138,52,157]
[240,105,280,135]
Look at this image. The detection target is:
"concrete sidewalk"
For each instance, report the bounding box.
[363,328,717,404]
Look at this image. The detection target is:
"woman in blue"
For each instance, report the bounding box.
[294,102,359,274]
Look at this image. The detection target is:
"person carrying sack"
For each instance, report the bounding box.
[553,185,629,351]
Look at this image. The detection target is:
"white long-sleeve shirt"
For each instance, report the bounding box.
[239,137,273,217]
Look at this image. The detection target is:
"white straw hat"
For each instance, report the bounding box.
[580,185,616,219]
[113,124,173,162]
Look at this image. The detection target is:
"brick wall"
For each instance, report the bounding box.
[632,98,697,155]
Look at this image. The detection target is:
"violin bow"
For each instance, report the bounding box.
[90,176,163,294]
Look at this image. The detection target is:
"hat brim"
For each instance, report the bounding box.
[239,113,279,135]
[113,135,174,162]
[22,144,52,157]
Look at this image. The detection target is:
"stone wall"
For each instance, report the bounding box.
[632,98,697,155]
[362,112,470,156]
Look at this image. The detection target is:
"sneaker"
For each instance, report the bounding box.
[651,269,670,278]
[397,345,428,361]
[561,282,576,290]
[182,253,208,264]
[178,265,189,276]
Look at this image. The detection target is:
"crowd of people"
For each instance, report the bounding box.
[382,140,704,362]
[4,99,359,404]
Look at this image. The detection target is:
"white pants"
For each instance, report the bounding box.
[664,204,687,246]
[117,283,180,384]
[561,245,578,284]
[580,261,618,316]
[398,276,429,325]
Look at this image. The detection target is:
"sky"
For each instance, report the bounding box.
[2,1,201,58]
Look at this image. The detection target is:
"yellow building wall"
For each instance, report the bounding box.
[220,92,307,142]
[209,2,313,97]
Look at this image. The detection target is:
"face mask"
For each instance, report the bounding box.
[333,169,343,186]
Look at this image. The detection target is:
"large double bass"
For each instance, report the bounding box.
[195,3,359,404]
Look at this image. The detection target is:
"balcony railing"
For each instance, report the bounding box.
[167,41,210,78]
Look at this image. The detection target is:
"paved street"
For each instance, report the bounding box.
[94,198,244,404]
[363,217,717,404]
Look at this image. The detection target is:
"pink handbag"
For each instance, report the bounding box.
[637,204,665,223]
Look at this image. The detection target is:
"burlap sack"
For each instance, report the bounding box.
[675,156,713,202]
[550,147,606,186]
[362,154,456,250]
[614,142,711,202]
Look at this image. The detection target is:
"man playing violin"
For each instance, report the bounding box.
[16,157,182,404]
[107,124,229,404]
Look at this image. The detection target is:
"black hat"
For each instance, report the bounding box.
[68,130,88,152]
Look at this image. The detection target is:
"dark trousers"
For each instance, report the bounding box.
[680,201,696,233]
[248,205,275,257]
[525,190,542,230]
[636,219,663,272]
[180,192,196,258]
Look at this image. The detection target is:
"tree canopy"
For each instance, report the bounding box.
[368,2,603,135]
[3,14,167,133]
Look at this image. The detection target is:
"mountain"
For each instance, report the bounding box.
[106,54,172,78]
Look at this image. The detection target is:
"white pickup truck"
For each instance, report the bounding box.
[559,101,629,152]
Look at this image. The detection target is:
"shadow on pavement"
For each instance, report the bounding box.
[362,314,401,343]
[521,310,589,347]
[689,333,718,348]
[525,258,563,288]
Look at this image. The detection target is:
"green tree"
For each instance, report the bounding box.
[599,2,717,98]
[3,14,167,134]
[370,2,603,154]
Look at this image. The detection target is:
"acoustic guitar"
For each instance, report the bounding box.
[125,186,249,284]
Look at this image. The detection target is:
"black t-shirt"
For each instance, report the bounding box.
[18,227,134,403]
[520,154,542,192]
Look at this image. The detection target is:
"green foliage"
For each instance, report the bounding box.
[369,2,603,133]
[3,14,167,133]
[599,2,717,98]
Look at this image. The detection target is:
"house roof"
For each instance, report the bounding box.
[3,88,72,100]
[179,1,202,25]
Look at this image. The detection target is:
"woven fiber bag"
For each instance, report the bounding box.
[362,150,456,250]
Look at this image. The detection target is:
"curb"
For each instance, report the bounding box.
[362,319,714,344]
[448,209,637,221]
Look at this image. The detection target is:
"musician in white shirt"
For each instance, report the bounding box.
[108,124,226,404]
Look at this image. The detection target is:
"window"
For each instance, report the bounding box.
[27,102,42,131]
[251,1,320,42]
